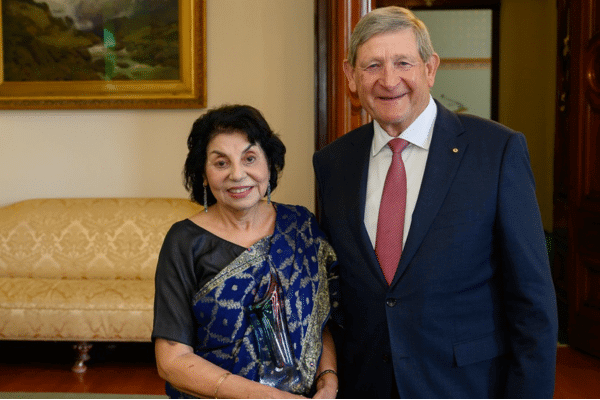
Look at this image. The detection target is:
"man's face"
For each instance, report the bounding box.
[344,29,439,137]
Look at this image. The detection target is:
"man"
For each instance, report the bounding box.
[313,6,558,398]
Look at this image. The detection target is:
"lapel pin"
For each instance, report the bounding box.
[452,148,459,153]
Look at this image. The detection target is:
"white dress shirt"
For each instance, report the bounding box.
[365,96,437,248]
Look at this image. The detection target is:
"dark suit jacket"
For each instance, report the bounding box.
[313,101,558,398]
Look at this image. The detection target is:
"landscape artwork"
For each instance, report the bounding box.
[2,0,180,82]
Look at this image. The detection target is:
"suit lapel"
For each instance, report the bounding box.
[391,103,468,286]
[343,124,387,283]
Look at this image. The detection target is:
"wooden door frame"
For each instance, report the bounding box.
[561,0,600,357]
[315,0,373,153]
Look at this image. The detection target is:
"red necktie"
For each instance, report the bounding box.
[375,138,409,285]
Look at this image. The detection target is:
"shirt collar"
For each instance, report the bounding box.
[372,95,437,157]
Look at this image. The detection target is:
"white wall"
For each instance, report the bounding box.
[0,0,316,211]
[499,0,556,230]
[415,9,492,120]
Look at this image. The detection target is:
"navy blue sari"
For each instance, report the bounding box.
[165,204,336,397]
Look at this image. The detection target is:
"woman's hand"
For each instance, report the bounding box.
[312,371,338,399]
[312,324,338,398]
[156,338,311,398]
[313,387,337,399]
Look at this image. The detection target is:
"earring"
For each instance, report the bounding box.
[267,183,271,204]
[203,183,208,213]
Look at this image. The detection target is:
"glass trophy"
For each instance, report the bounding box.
[248,269,301,393]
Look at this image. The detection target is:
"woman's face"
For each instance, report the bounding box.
[204,131,270,213]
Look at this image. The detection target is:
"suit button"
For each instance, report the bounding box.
[386,298,397,307]
[382,354,391,363]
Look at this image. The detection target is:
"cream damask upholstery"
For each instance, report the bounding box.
[0,198,201,348]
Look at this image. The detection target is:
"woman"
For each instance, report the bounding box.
[152,105,338,398]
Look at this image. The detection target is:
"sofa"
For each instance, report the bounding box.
[0,198,201,372]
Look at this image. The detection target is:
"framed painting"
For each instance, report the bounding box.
[0,0,205,109]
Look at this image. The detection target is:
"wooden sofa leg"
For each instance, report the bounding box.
[72,342,92,373]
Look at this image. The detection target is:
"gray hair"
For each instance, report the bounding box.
[347,6,435,67]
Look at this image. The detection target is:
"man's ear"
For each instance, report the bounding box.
[343,60,357,93]
[426,53,440,88]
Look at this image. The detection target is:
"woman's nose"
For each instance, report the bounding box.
[229,162,246,181]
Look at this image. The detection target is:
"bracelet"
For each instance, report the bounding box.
[315,369,337,383]
[213,372,231,399]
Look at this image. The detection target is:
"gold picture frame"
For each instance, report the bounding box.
[0,0,206,109]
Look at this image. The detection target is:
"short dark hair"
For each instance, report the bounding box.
[183,104,286,206]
